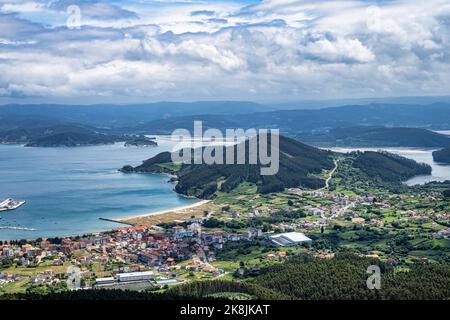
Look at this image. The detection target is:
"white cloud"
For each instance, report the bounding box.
[0,0,449,103]
[302,37,375,63]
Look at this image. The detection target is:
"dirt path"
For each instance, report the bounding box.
[321,159,339,191]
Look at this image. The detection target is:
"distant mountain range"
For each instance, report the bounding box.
[132,103,450,136]
[2,101,450,133]
[271,95,450,110]
[0,101,270,131]
[2,102,450,148]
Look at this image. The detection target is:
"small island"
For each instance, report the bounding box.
[0,124,123,147]
[25,132,119,147]
[433,148,450,164]
[124,135,157,147]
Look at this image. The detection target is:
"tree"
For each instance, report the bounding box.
[0,258,13,268]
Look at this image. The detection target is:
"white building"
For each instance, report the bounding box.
[95,277,116,286]
[270,232,312,246]
[117,271,154,282]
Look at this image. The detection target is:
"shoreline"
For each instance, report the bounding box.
[116,199,211,222]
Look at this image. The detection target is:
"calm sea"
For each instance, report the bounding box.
[0,140,196,240]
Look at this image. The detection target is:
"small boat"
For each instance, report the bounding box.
[0,198,26,212]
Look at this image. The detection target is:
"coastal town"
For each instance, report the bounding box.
[1,185,449,295]
[0,214,302,293]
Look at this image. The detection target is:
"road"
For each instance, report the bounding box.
[320,159,339,191]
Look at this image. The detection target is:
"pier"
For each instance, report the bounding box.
[98,217,133,226]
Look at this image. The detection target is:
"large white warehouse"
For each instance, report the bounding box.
[117,271,154,282]
[270,232,312,246]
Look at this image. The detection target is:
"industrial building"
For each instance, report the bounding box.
[270,232,312,246]
[117,271,154,282]
[95,277,116,286]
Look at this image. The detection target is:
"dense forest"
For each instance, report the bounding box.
[0,124,122,147]
[123,135,335,198]
[433,148,450,163]
[251,254,450,300]
[3,103,450,135]
[352,151,432,183]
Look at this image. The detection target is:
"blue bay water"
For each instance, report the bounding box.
[0,141,196,240]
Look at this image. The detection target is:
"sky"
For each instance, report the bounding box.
[0,0,450,104]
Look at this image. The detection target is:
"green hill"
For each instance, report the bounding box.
[0,124,123,147]
[122,135,335,198]
[301,127,450,147]
[433,148,450,163]
[352,151,432,182]
[122,136,433,198]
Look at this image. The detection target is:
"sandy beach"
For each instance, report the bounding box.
[117,200,214,226]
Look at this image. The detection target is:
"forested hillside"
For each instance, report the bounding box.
[122,137,432,198]
[122,135,335,198]
[352,151,432,183]
[433,148,450,163]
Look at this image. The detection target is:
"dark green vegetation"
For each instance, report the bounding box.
[123,136,432,198]
[249,254,450,300]
[3,254,449,300]
[433,148,450,163]
[352,151,431,183]
[301,127,450,148]
[124,135,157,147]
[121,151,175,174]
[122,135,335,198]
[330,151,432,194]
[0,124,123,147]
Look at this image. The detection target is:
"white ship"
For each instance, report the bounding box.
[0,198,26,212]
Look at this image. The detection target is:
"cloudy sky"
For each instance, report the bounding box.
[0,0,449,104]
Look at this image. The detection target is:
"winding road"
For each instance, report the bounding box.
[321,159,339,191]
